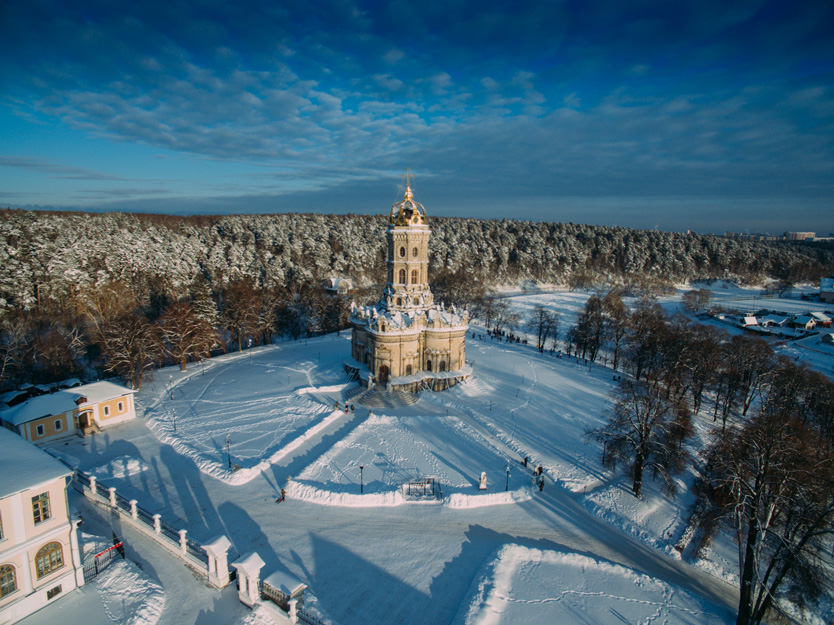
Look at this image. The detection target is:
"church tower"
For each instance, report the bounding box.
[380,178,434,313]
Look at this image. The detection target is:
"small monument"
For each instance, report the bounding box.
[479,471,487,490]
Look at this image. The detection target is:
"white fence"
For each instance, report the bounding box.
[72,469,233,589]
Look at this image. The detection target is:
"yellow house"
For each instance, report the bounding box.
[0,381,137,444]
[0,427,83,624]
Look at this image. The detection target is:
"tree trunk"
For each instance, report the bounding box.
[632,452,644,498]
[736,517,759,625]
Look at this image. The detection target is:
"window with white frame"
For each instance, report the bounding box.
[35,424,45,437]
[32,492,51,524]
[117,401,124,412]
[35,542,64,579]
[103,405,110,417]
[54,419,63,431]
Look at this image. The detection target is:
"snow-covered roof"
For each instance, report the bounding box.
[0,381,134,426]
[0,427,71,499]
[263,569,306,596]
[742,316,758,326]
[74,381,135,405]
[810,312,831,322]
[1,392,79,426]
[760,315,788,326]
[794,315,815,325]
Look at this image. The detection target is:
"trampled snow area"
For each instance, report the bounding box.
[455,545,729,625]
[41,289,833,625]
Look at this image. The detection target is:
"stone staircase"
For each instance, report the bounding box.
[353,387,422,410]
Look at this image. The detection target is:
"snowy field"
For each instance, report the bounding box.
[39,287,834,625]
[455,545,729,625]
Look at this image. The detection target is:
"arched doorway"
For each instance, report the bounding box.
[378,365,390,385]
[406,364,412,375]
[426,360,432,372]
[439,361,446,372]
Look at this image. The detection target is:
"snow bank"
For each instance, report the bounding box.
[286,480,407,507]
[147,409,347,486]
[455,544,730,625]
[95,559,165,625]
[446,488,532,509]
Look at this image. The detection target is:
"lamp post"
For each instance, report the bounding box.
[172,408,176,433]
[360,465,364,494]
[169,375,173,400]
[226,434,232,469]
[505,464,510,491]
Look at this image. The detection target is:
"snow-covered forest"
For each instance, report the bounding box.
[2,209,834,311]
[2,208,834,392]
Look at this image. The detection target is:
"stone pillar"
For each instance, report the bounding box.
[108,487,117,507]
[129,500,138,520]
[179,529,188,555]
[231,552,265,608]
[89,475,97,495]
[153,514,161,535]
[203,536,232,588]
[288,599,298,624]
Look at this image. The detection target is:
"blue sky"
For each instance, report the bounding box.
[1,0,833,233]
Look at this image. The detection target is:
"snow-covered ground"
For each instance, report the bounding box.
[36,288,833,625]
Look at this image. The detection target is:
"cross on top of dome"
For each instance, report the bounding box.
[389,169,426,226]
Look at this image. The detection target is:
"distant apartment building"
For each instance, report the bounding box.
[0,381,136,444]
[784,231,815,241]
[0,428,83,624]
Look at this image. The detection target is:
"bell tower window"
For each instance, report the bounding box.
[398,269,406,284]
[399,246,406,258]
[412,247,418,257]
[411,270,418,284]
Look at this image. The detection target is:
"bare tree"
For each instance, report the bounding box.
[697,410,834,625]
[602,290,629,370]
[526,304,558,353]
[588,378,693,498]
[100,314,162,390]
[0,314,32,388]
[158,300,219,371]
[573,294,604,361]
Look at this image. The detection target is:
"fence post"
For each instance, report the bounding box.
[89,475,97,495]
[204,536,232,588]
[108,487,117,507]
[231,552,265,608]
[179,529,188,555]
[129,500,138,520]
[153,514,161,535]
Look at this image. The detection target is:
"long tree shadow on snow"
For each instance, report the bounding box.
[269,408,368,486]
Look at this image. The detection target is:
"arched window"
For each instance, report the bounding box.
[398,269,406,284]
[35,542,64,579]
[398,247,405,258]
[0,565,16,598]
[426,360,432,372]
[439,361,447,372]
[412,247,418,257]
[396,298,402,306]
[411,269,418,284]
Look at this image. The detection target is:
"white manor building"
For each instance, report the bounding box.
[347,180,470,392]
